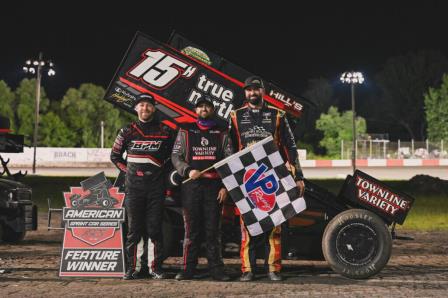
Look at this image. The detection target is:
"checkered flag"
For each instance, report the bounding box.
[214,136,306,236]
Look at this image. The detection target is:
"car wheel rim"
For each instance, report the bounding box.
[335,223,378,266]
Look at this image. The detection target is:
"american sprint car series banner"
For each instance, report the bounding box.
[104,32,305,129]
[59,172,125,277]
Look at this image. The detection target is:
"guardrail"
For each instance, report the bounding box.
[2,148,447,168]
[341,139,446,159]
[301,159,448,167]
[4,159,447,180]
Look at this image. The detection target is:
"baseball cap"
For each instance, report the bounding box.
[243,76,265,89]
[134,94,155,106]
[195,96,214,108]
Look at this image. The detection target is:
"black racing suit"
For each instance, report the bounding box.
[229,103,304,273]
[171,121,233,273]
[111,119,174,273]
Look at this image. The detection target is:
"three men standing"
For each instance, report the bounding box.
[111,76,304,282]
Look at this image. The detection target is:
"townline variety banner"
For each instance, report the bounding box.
[104,32,305,129]
[340,170,415,224]
[214,137,306,236]
[59,172,125,277]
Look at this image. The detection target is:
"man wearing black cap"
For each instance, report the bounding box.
[229,76,305,282]
[111,93,175,280]
[171,96,233,281]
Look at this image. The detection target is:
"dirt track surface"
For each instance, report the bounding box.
[1,216,447,297]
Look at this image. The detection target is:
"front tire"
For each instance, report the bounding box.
[322,209,392,279]
[70,194,80,208]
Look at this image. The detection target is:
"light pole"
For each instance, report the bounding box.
[23,53,56,174]
[340,71,364,174]
[100,121,104,148]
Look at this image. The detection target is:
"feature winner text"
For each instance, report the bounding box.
[62,249,122,272]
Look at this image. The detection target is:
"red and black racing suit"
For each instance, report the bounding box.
[111,119,174,273]
[229,103,304,273]
[171,121,233,274]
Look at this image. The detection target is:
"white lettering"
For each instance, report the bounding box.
[65,209,123,220]
[66,261,117,271]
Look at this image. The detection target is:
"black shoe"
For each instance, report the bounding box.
[211,269,230,282]
[240,271,254,282]
[123,269,138,280]
[268,271,283,281]
[150,270,166,279]
[175,270,194,281]
[133,269,150,279]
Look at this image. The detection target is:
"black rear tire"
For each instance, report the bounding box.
[322,209,392,279]
[1,223,26,243]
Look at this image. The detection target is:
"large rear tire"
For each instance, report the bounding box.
[1,223,26,243]
[322,209,392,279]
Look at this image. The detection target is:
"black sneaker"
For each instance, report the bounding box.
[123,269,138,280]
[150,270,166,279]
[211,269,230,282]
[267,271,283,281]
[240,271,254,282]
[175,270,194,281]
[134,269,150,279]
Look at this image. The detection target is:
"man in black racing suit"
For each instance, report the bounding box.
[229,76,305,282]
[172,96,233,281]
[111,94,174,280]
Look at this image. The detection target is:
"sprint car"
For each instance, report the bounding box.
[69,193,118,209]
[160,169,414,279]
[69,173,119,208]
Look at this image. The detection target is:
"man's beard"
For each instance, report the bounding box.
[247,95,262,105]
[198,114,212,120]
[139,111,154,122]
[198,113,210,120]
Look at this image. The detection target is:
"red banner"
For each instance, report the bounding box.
[59,173,125,277]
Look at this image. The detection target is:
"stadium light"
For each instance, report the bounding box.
[22,52,56,174]
[340,71,364,174]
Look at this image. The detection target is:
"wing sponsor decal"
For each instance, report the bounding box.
[105,32,306,130]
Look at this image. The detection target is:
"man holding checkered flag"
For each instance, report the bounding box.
[214,136,306,237]
[228,76,306,282]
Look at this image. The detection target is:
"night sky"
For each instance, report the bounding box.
[1,1,448,106]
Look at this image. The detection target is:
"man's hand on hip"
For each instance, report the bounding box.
[217,188,228,204]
